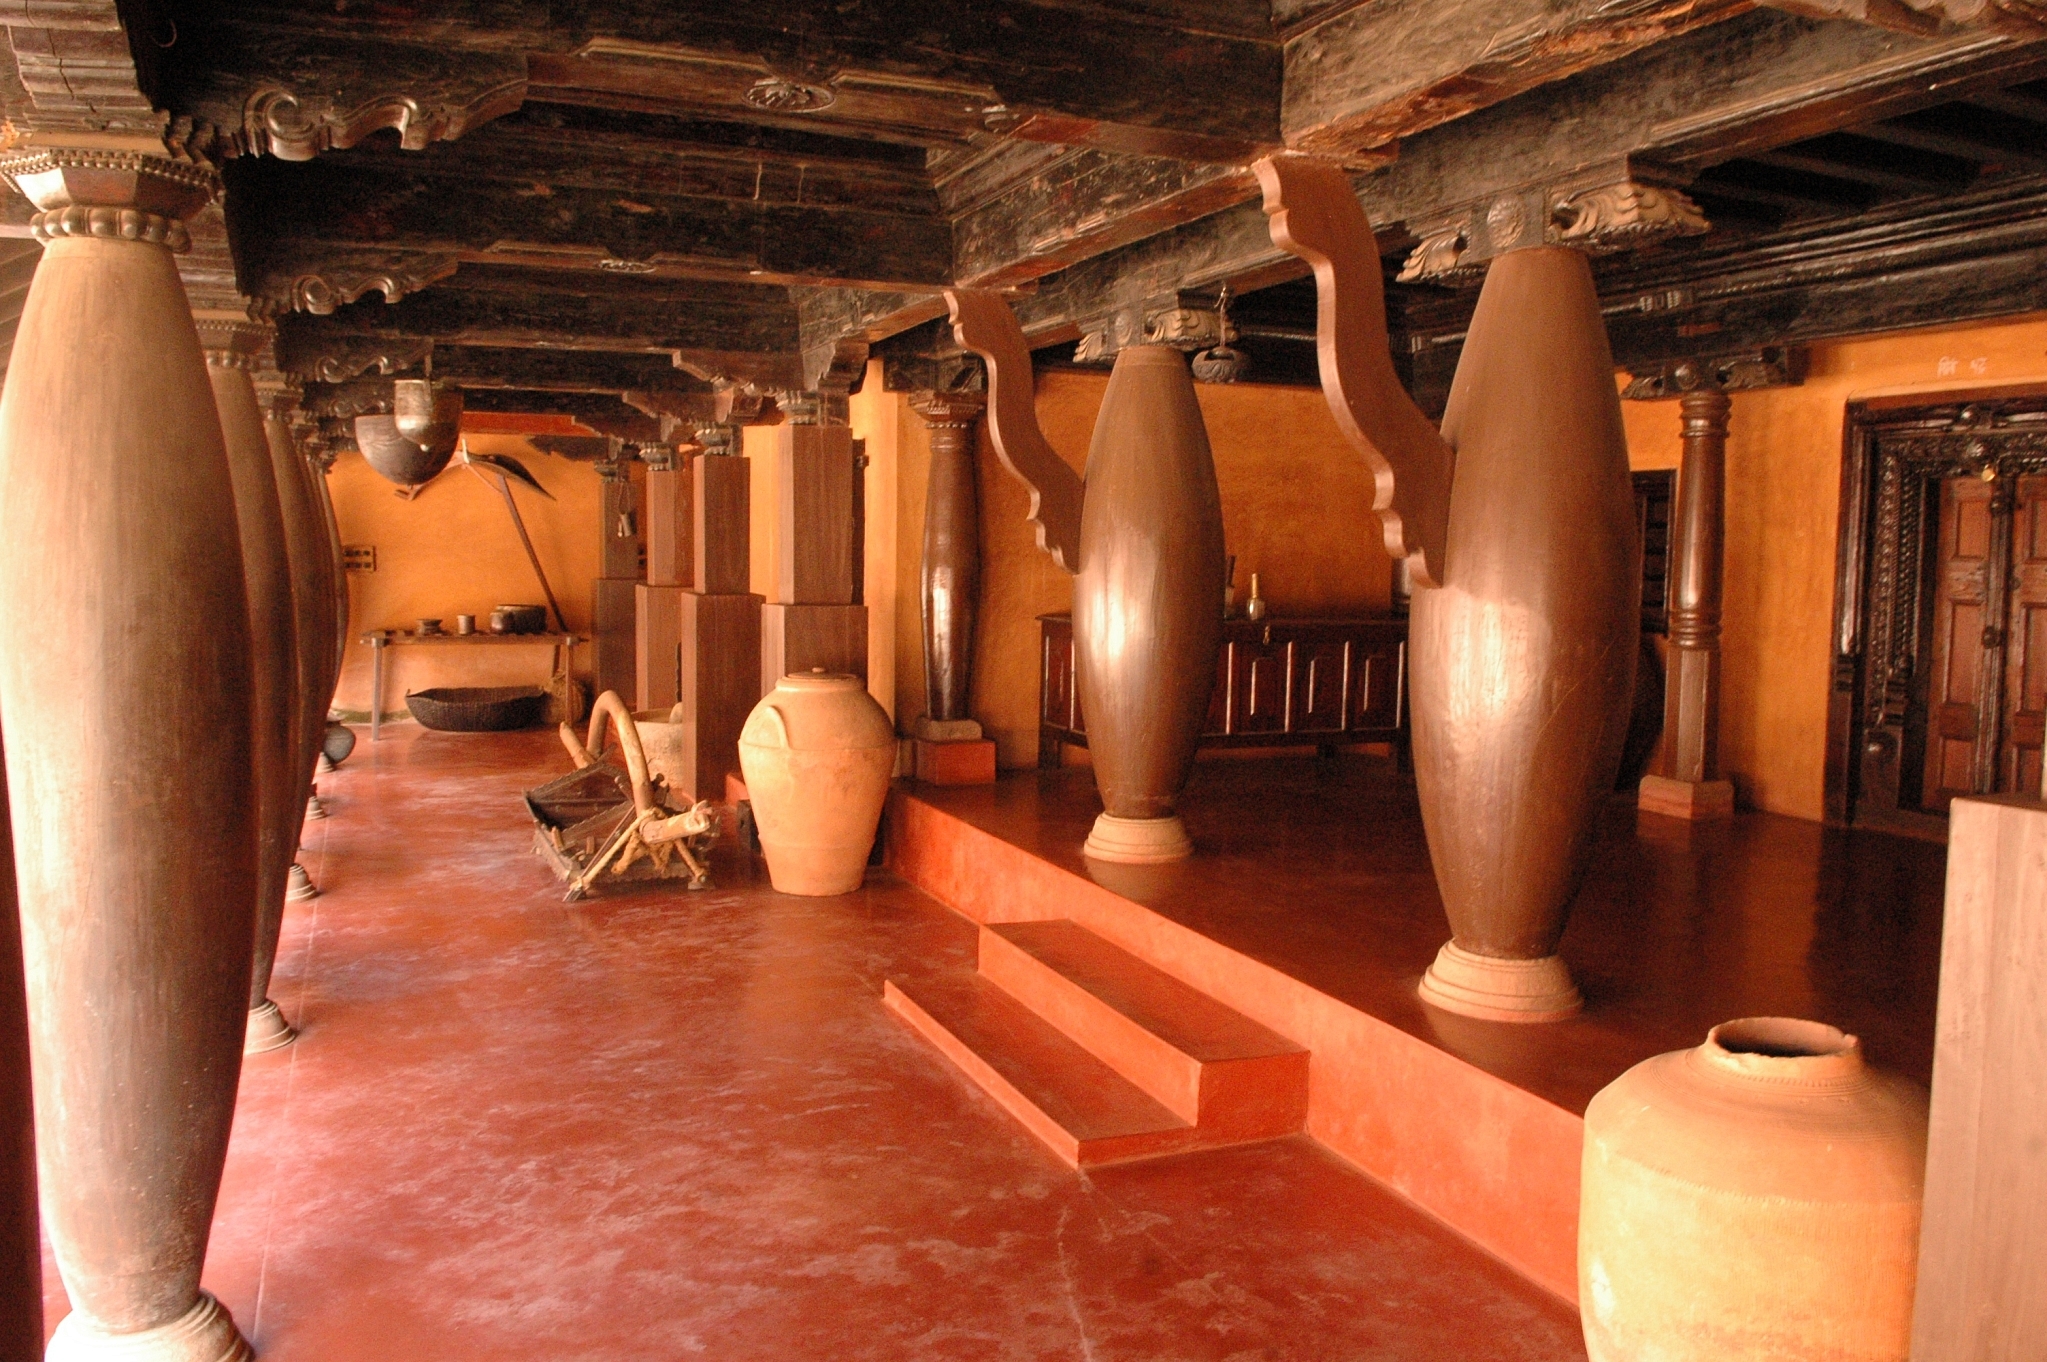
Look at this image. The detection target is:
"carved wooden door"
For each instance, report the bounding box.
[1922,476,1994,811]
[1830,397,2047,834]
[2002,474,2047,795]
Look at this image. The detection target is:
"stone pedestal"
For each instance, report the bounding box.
[1636,773,1735,820]
[913,737,996,786]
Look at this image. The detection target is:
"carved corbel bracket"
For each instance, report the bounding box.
[255,252,462,316]
[943,289,1085,574]
[192,311,274,370]
[1621,347,1809,400]
[241,71,527,162]
[1255,155,1455,588]
[275,334,433,385]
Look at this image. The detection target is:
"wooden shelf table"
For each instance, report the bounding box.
[362,629,583,741]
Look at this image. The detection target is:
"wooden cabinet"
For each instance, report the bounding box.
[1038,614,1407,766]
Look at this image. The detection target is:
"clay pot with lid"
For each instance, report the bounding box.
[1579,1017,1928,1362]
[739,671,896,895]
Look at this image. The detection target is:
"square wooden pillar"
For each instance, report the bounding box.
[662,441,761,800]
[1910,794,2047,1361]
[762,421,867,687]
[593,454,642,705]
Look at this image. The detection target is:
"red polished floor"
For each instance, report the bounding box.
[40,727,1584,1360]
[906,755,1947,1113]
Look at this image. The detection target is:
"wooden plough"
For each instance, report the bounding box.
[525,691,717,900]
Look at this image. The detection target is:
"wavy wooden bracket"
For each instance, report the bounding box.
[1254,156,1455,589]
[943,289,1085,574]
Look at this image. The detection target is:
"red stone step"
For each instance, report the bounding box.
[884,975,1228,1168]
[978,920,1309,1139]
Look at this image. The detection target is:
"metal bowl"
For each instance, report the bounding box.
[404,686,547,732]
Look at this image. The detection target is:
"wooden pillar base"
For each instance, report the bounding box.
[243,1000,296,1056]
[913,737,996,786]
[1083,812,1193,864]
[761,603,867,694]
[1637,774,1735,820]
[1417,942,1582,1024]
[46,1291,252,1362]
[675,591,764,803]
[634,583,687,712]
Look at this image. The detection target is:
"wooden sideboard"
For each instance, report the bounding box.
[1038,613,1407,767]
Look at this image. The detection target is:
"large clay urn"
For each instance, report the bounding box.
[1580,1017,1927,1362]
[739,671,896,895]
[1073,346,1225,863]
[1410,247,1638,1021]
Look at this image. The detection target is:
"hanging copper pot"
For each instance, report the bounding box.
[392,378,462,456]
[354,413,452,487]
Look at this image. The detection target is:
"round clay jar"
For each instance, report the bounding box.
[1579,1017,1928,1362]
[738,672,896,896]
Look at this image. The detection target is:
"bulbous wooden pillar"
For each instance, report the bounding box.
[1411,248,1639,1022]
[260,380,338,890]
[204,323,302,1055]
[0,154,256,1361]
[911,390,986,733]
[0,735,43,1362]
[1074,347,1225,863]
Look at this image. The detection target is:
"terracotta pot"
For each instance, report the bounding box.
[1072,345,1225,864]
[1580,1017,1927,1362]
[738,672,895,895]
[1410,247,1638,1021]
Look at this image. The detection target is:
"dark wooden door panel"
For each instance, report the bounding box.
[1291,639,1350,733]
[1924,478,1993,812]
[2004,475,2047,796]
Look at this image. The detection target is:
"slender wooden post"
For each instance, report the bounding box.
[201,319,303,1054]
[0,733,41,1362]
[1640,384,1736,820]
[0,144,257,1361]
[911,391,986,729]
[907,391,997,784]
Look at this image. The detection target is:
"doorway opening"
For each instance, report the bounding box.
[1829,390,2047,837]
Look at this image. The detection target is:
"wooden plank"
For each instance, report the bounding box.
[1913,794,2047,1362]
[1282,0,1748,155]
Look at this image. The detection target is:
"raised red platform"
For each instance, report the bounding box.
[885,754,1944,1303]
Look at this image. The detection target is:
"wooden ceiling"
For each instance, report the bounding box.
[4,2,2047,428]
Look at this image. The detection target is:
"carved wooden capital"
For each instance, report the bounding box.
[909,390,987,430]
[1622,347,1808,400]
[0,145,219,252]
[1396,163,1708,286]
[193,313,274,370]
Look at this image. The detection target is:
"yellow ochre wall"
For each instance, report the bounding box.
[1621,313,2047,821]
[886,368,1396,769]
[330,433,601,719]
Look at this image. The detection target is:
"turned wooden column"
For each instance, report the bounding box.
[201,320,303,1054]
[0,734,40,1362]
[259,376,338,897]
[1640,385,1736,820]
[908,390,996,784]
[0,145,257,1361]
